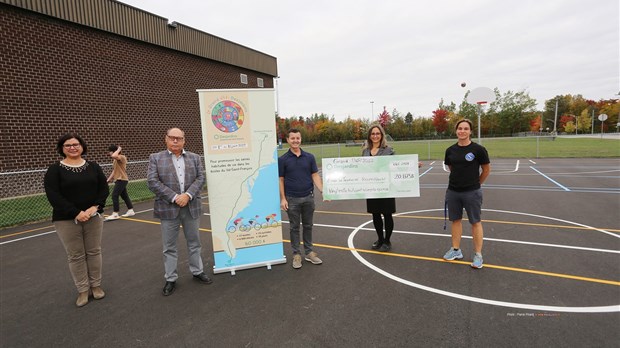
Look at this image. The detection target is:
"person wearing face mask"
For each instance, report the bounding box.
[442,119,491,269]
[44,133,109,307]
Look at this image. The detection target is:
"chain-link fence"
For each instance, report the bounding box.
[0,160,152,228]
[2,136,619,228]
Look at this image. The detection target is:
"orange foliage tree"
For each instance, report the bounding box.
[432,109,449,134]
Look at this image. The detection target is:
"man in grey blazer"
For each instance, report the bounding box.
[147,127,212,296]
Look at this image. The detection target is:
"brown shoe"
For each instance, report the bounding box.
[91,287,105,300]
[292,254,302,269]
[76,291,89,307]
[304,251,323,265]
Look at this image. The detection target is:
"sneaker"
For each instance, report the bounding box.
[371,240,383,250]
[471,253,484,269]
[292,254,302,269]
[304,251,323,265]
[378,241,391,252]
[443,248,463,261]
[105,213,120,221]
[122,209,135,217]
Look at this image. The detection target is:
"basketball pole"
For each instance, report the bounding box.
[477,101,486,144]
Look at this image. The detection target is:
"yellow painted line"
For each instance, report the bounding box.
[308,242,620,287]
[120,217,214,232]
[315,210,620,233]
[118,217,164,226]
[4,213,619,286]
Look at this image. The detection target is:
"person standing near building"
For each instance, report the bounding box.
[44,133,109,307]
[279,128,324,269]
[442,119,491,269]
[147,128,212,296]
[105,144,135,220]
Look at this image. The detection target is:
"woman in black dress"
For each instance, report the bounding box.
[362,125,395,252]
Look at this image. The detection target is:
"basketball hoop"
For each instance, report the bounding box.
[465,87,496,144]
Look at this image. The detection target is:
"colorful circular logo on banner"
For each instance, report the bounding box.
[211,100,244,133]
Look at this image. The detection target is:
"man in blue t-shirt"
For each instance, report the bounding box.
[279,128,324,269]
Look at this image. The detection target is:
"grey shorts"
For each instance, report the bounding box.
[445,188,483,224]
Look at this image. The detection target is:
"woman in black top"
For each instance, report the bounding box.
[44,133,109,307]
[362,125,395,252]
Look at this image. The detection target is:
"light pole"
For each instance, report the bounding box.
[370,101,374,120]
[575,115,577,135]
[553,98,559,134]
[274,76,280,117]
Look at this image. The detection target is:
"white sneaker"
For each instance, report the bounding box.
[121,209,135,217]
[105,213,120,221]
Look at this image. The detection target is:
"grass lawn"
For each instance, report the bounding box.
[283,136,620,163]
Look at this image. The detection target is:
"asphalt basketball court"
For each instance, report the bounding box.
[1,158,618,347]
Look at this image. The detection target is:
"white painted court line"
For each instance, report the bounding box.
[530,166,571,191]
[0,231,56,245]
[347,210,620,313]
[419,167,433,177]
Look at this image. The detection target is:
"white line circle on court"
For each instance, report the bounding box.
[347,209,620,313]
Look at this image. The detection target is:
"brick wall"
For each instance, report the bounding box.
[0,4,275,197]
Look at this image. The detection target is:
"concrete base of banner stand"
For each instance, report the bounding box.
[213,257,287,276]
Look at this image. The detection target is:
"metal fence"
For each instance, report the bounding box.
[0,160,152,228]
[2,135,618,228]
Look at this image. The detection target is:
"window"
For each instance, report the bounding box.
[257,78,264,88]
[240,74,248,84]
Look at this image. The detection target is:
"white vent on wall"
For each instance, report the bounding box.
[240,74,248,84]
[257,78,264,87]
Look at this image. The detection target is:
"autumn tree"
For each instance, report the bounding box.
[577,109,592,133]
[378,106,391,128]
[544,96,570,132]
[558,114,576,133]
[530,115,542,132]
[564,121,576,134]
[491,89,537,135]
[412,117,433,138]
[432,109,449,134]
[386,113,409,139]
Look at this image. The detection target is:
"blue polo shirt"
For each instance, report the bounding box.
[278,148,318,197]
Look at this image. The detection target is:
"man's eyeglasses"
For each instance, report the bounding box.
[167,135,184,142]
[63,143,81,148]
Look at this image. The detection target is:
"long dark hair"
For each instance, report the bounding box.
[363,124,387,150]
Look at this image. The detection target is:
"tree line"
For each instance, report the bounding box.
[276,89,619,143]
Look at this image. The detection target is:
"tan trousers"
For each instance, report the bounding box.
[54,216,103,292]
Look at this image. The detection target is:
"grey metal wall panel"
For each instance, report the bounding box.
[1,0,278,76]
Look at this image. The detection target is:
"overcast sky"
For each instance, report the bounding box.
[120,0,619,121]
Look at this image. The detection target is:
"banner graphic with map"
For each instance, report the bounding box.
[197,88,286,274]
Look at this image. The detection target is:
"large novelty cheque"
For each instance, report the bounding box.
[322,154,420,200]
